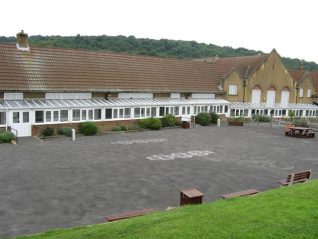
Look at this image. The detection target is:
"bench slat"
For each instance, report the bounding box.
[222,189,259,199]
[105,208,156,222]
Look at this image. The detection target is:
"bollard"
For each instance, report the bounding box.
[217,118,221,127]
[72,128,76,141]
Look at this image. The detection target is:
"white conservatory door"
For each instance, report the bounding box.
[10,111,32,137]
[251,90,261,104]
[266,90,276,105]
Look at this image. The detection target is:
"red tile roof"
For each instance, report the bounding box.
[309,71,318,93]
[0,44,224,93]
[195,54,268,80]
[288,70,307,83]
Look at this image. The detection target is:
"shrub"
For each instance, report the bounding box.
[288,110,295,120]
[229,116,244,122]
[79,122,98,136]
[0,131,16,143]
[112,125,127,131]
[195,113,211,126]
[42,127,54,137]
[294,118,309,127]
[209,112,218,124]
[161,114,176,127]
[255,115,271,122]
[57,127,73,137]
[139,118,162,130]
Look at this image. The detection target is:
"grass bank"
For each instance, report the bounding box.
[17,180,318,239]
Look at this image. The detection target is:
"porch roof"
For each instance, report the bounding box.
[229,102,318,110]
[0,98,229,110]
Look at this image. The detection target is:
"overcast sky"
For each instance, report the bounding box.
[1,0,317,63]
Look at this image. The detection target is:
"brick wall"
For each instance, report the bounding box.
[32,120,140,136]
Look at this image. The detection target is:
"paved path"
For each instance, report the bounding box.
[0,123,317,237]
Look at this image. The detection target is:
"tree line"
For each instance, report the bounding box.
[0,34,317,70]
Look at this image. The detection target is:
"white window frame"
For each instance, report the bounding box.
[307,89,311,98]
[228,85,238,95]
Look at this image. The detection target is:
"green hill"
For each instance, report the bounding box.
[1,34,317,71]
[16,180,318,239]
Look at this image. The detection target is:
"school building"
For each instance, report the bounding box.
[0,31,317,137]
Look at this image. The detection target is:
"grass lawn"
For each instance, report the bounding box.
[16,180,318,239]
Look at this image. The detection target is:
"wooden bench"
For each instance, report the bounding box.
[105,208,156,222]
[278,170,311,186]
[222,189,259,199]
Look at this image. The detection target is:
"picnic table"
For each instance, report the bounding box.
[286,126,315,138]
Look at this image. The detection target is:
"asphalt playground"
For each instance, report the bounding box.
[0,123,317,237]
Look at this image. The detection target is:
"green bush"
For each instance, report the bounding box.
[294,118,309,127]
[161,114,176,127]
[0,131,16,143]
[42,127,54,137]
[139,118,162,130]
[79,122,98,136]
[209,112,218,124]
[255,115,271,122]
[112,125,127,131]
[229,116,244,122]
[195,113,211,126]
[57,127,73,137]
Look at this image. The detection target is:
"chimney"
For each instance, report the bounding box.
[16,30,30,51]
[299,61,305,72]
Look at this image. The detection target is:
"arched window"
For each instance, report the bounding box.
[266,86,276,105]
[251,85,261,104]
[281,86,290,106]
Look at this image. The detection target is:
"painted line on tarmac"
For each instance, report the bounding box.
[147,150,214,161]
[111,138,167,145]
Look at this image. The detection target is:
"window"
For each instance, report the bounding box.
[124,108,131,118]
[165,107,169,115]
[174,106,179,115]
[159,107,165,116]
[35,111,44,123]
[229,85,238,95]
[307,89,311,97]
[45,111,52,122]
[94,109,101,120]
[13,112,20,123]
[60,110,68,122]
[105,108,112,119]
[53,111,59,122]
[88,109,93,120]
[224,105,228,113]
[146,108,150,117]
[22,112,29,123]
[0,112,6,125]
[134,108,140,118]
[299,88,304,97]
[182,107,186,115]
[119,108,124,118]
[151,107,156,117]
[187,106,190,114]
[113,109,118,119]
[72,109,80,121]
[141,108,145,117]
[81,110,87,121]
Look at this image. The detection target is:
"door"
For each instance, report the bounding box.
[10,111,32,137]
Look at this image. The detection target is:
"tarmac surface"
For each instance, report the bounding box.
[0,123,317,237]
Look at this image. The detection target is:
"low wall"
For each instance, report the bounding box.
[32,120,139,136]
